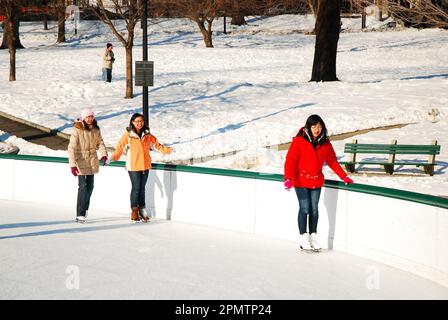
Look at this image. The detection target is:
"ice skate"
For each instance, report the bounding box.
[138,206,150,223]
[131,207,141,223]
[75,216,86,224]
[299,232,313,251]
[310,233,322,252]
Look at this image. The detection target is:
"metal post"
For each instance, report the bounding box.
[223,16,226,34]
[74,0,77,34]
[361,7,366,29]
[142,0,149,124]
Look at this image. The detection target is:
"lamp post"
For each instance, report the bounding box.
[142,0,149,124]
[135,0,153,118]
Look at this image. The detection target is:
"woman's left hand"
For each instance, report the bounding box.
[343,176,354,185]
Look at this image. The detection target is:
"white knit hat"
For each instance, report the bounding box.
[81,109,94,121]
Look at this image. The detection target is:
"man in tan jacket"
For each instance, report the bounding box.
[102,43,115,82]
[68,109,108,223]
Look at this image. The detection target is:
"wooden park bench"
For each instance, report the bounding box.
[340,139,440,176]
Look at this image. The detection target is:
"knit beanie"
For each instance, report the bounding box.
[81,109,94,121]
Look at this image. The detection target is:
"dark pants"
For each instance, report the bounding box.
[295,187,321,234]
[77,175,94,217]
[128,171,149,208]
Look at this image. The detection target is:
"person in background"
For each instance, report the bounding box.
[110,113,173,223]
[284,114,353,251]
[102,42,115,82]
[68,109,108,223]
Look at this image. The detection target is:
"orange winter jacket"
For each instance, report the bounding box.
[112,128,171,171]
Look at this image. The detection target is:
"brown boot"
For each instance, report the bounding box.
[131,207,140,222]
[139,206,150,222]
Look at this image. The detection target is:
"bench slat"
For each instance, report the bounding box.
[345,144,440,151]
[345,143,440,149]
[344,146,440,154]
[340,161,438,166]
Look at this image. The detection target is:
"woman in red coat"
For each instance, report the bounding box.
[284,115,353,251]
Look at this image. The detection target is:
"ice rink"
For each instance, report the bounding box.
[1,199,447,300]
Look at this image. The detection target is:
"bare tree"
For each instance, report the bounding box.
[82,0,142,99]
[183,0,223,48]
[161,0,226,48]
[353,0,448,28]
[310,0,341,81]
[307,0,319,17]
[0,0,24,50]
[387,0,448,28]
[0,0,53,80]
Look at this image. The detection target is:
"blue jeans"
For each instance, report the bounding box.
[128,171,149,208]
[77,175,94,217]
[294,187,321,234]
[102,68,112,82]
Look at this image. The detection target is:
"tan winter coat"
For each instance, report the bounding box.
[68,120,108,175]
[102,49,114,69]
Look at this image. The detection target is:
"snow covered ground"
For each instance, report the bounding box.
[1,199,448,299]
[0,14,447,196]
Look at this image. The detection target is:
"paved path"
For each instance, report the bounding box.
[0,112,69,150]
[0,111,411,165]
[1,199,447,300]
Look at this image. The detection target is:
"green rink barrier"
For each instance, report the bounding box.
[1,153,447,210]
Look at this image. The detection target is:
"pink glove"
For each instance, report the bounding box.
[284,179,293,191]
[71,167,79,177]
[100,156,107,166]
[343,176,353,185]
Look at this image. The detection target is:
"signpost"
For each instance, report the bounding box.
[135,61,154,87]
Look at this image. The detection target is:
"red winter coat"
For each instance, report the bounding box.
[284,128,347,189]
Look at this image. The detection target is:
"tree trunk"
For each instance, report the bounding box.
[8,14,17,81]
[0,5,24,50]
[0,1,20,81]
[362,8,366,29]
[197,19,213,48]
[57,3,66,43]
[310,0,341,82]
[231,0,247,25]
[9,45,16,81]
[231,14,246,25]
[44,15,48,30]
[125,46,133,99]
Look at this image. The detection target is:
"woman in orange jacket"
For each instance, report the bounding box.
[111,113,173,222]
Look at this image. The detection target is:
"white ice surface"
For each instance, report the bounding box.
[1,200,447,300]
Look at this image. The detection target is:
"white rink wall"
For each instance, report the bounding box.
[0,156,447,287]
